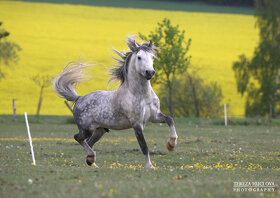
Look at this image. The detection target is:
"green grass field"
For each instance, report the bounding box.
[0,115,279,197]
[0,0,258,116]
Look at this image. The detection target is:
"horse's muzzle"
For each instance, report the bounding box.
[145,70,155,80]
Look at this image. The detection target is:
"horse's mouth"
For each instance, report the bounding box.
[145,70,155,80]
[145,75,154,80]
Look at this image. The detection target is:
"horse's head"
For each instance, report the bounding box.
[109,36,157,84]
[134,47,155,80]
[129,39,156,80]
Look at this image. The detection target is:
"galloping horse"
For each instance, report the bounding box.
[53,36,178,168]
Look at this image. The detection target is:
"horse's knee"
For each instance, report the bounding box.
[166,116,174,126]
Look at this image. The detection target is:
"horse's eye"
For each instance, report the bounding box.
[137,56,141,60]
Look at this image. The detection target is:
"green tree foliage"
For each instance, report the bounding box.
[159,71,224,118]
[232,0,280,117]
[31,74,53,119]
[0,22,21,80]
[175,0,254,7]
[139,18,191,117]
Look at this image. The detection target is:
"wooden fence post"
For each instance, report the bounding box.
[224,104,227,127]
[12,99,16,122]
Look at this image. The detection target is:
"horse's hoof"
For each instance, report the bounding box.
[86,155,96,166]
[91,163,99,168]
[86,159,93,166]
[86,160,99,168]
[146,164,155,169]
[167,142,175,151]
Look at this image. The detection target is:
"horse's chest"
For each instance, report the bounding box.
[123,94,159,123]
[143,98,159,121]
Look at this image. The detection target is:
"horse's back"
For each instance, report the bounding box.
[74,90,113,112]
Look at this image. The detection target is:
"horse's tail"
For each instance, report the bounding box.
[53,61,88,102]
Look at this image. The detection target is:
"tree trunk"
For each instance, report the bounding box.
[168,82,174,118]
[36,86,44,119]
[272,67,279,118]
[188,76,200,117]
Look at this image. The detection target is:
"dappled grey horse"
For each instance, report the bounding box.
[53,36,178,168]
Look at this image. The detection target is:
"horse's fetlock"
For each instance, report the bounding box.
[170,135,178,140]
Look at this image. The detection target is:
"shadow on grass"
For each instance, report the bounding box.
[1,114,279,126]
[10,0,254,15]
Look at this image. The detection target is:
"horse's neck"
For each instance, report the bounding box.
[126,74,152,96]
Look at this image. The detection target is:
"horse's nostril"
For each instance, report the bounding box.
[146,70,155,76]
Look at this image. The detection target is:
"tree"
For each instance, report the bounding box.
[174,0,254,7]
[0,22,21,80]
[158,71,224,118]
[31,74,53,119]
[232,0,280,117]
[139,18,191,117]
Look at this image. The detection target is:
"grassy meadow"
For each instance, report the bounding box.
[0,116,279,197]
[0,0,258,116]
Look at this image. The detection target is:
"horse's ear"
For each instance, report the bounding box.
[148,40,153,48]
[134,40,140,48]
[127,36,139,51]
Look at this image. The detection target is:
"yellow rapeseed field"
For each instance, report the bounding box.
[0,1,258,116]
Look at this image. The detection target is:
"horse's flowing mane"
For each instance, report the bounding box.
[109,35,156,84]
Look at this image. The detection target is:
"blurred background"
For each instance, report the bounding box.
[0,0,278,121]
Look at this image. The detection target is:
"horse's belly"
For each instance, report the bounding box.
[99,116,131,130]
[89,107,131,130]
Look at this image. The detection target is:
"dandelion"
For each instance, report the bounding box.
[173,175,182,180]
[108,189,114,197]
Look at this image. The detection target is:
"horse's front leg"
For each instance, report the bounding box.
[132,124,154,169]
[151,112,178,151]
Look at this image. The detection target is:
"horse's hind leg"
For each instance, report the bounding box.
[86,128,108,148]
[74,130,98,167]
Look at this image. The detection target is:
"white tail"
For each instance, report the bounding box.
[53,61,88,101]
